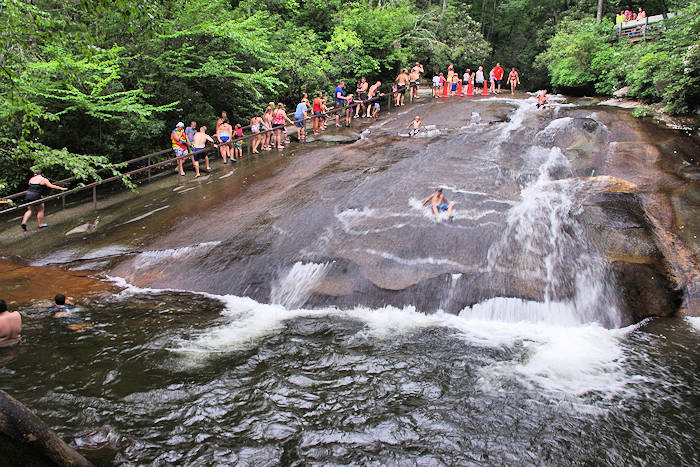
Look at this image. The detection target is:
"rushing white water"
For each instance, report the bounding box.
[486,144,621,328]
[133,242,222,269]
[270,261,330,309]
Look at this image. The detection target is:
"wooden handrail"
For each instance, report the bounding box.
[0,85,416,216]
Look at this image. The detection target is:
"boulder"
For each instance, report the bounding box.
[613,87,631,98]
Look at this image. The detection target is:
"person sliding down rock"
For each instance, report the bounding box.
[422,187,454,222]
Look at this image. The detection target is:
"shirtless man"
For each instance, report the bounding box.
[408,115,424,136]
[536,90,552,109]
[216,118,233,164]
[422,187,454,221]
[192,126,214,176]
[216,111,227,161]
[366,81,381,117]
[0,299,21,347]
[395,69,410,106]
[355,77,369,118]
[409,62,423,102]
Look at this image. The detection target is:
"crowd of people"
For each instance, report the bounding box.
[431,62,521,97]
[13,60,535,231]
[616,7,647,23]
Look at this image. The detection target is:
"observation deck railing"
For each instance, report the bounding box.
[614,12,679,42]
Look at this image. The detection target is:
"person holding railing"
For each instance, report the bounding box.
[171,122,189,175]
[294,97,309,142]
[20,169,67,231]
[215,118,234,164]
[333,81,348,128]
[395,69,410,106]
[365,81,381,118]
[191,126,214,177]
[272,103,293,150]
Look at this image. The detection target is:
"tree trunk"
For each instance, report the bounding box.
[0,390,93,467]
[658,0,668,19]
[596,0,604,22]
[480,0,487,34]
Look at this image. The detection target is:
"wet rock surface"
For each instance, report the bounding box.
[1,93,698,320]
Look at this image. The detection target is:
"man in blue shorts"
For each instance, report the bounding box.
[422,187,454,221]
[294,97,309,141]
[334,81,348,127]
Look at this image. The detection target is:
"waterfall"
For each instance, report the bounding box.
[270,262,329,309]
[484,146,622,328]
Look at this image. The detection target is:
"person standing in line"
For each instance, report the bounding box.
[463,69,472,86]
[488,67,496,94]
[171,122,190,175]
[250,114,263,153]
[185,121,197,150]
[507,68,520,95]
[215,118,233,164]
[637,7,646,19]
[262,106,274,151]
[294,97,309,141]
[409,62,424,102]
[355,77,368,118]
[0,299,21,347]
[446,63,455,83]
[215,111,228,162]
[320,97,329,130]
[395,69,409,106]
[312,92,324,135]
[432,72,441,98]
[334,81,348,128]
[366,81,381,118]
[272,103,293,150]
[20,169,68,231]
[616,10,626,24]
[233,123,244,161]
[450,73,460,96]
[475,66,485,90]
[493,63,505,94]
[345,94,355,127]
[191,126,214,176]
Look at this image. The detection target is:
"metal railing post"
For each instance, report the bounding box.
[147,157,151,180]
[62,193,66,210]
[92,186,97,210]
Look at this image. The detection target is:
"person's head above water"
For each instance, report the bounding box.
[55,294,66,306]
[0,299,6,313]
[436,187,443,193]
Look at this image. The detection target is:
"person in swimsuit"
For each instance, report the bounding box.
[536,90,552,109]
[372,93,383,119]
[0,299,21,347]
[355,77,368,118]
[365,81,381,117]
[409,62,424,102]
[422,187,454,221]
[395,69,409,106]
[49,294,91,332]
[233,124,244,161]
[250,114,263,153]
[450,73,459,96]
[507,68,520,95]
[272,103,293,150]
[312,92,324,135]
[345,94,355,127]
[216,118,233,163]
[408,115,424,136]
[191,126,214,176]
[320,97,329,129]
[20,169,67,231]
[488,68,496,94]
[262,107,274,151]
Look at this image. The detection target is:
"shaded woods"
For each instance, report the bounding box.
[0,0,695,194]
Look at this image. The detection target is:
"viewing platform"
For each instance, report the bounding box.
[614,12,679,42]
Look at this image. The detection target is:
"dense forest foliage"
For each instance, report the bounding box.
[0,0,696,195]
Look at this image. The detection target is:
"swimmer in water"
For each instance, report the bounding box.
[536,90,552,109]
[408,116,424,137]
[49,294,90,331]
[0,299,21,347]
[422,187,454,221]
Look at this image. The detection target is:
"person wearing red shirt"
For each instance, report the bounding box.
[493,63,505,94]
